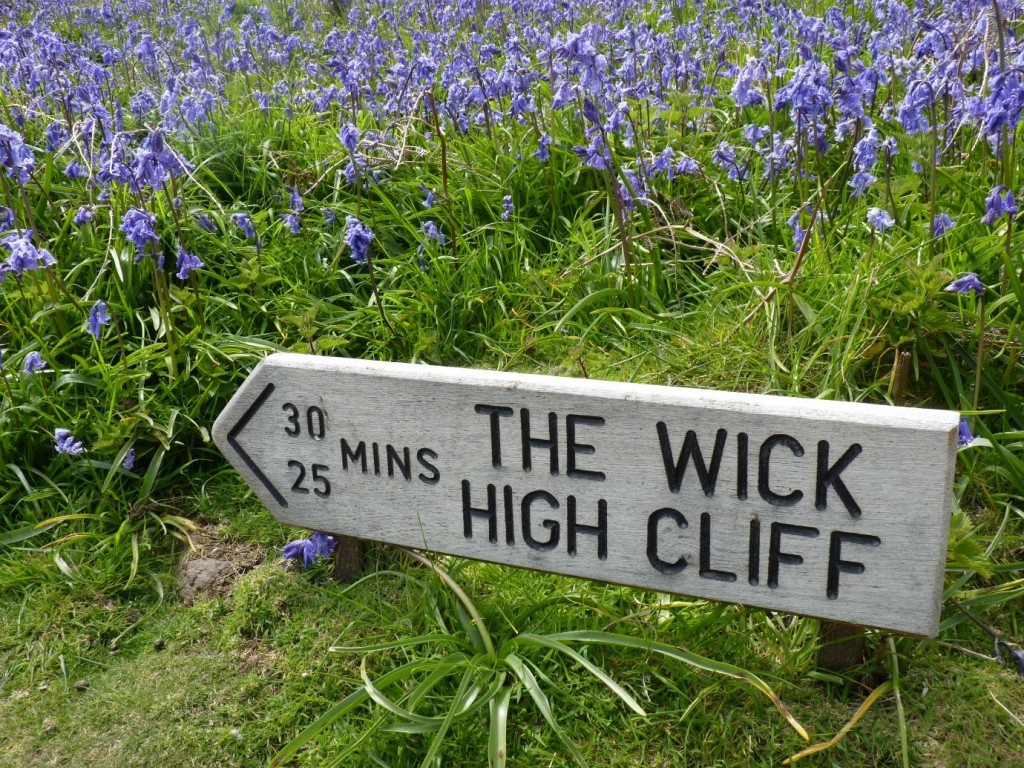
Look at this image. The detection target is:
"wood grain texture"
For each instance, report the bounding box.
[213,353,959,637]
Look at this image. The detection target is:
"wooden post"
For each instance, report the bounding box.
[332,535,365,582]
[817,620,866,673]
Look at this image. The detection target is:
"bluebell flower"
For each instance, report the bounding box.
[282,530,337,567]
[944,272,984,296]
[339,122,359,153]
[73,207,95,226]
[0,206,12,231]
[281,212,301,235]
[88,300,110,339]
[175,248,204,280]
[533,133,552,162]
[848,171,876,197]
[866,207,895,232]
[122,447,136,471]
[421,187,437,209]
[288,186,304,214]
[120,208,160,262]
[981,186,1018,225]
[501,195,514,221]
[0,123,35,184]
[322,208,337,226]
[421,220,446,244]
[344,216,373,264]
[2,231,56,277]
[54,428,85,456]
[933,213,955,238]
[23,351,46,373]
[957,417,974,447]
[195,213,217,233]
[232,213,257,239]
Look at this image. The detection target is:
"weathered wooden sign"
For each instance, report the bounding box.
[212,353,959,637]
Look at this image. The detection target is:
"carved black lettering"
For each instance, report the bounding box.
[341,438,367,473]
[386,444,412,481]
[372,442,380,476]
[503,484,515,545]
[462,480,497,543]
[475,404,514,468]
[283,403,301,437]
[521,409,559,475]
[699,513,737,582]
[646,507,687,575]
[816,442,864,518]
[417,448,440,484]
[566,415,606,481]
[827,531,880,599]
[521,489,560,550]
[759,434,805,506]
[767,522,819,588]
[288,459,308,493]
[737,432,748,500]
[656,424,727,496]
[566,496,607,560]
[311,464,330,497]
[748,518,761,585]
[306,406,326,440]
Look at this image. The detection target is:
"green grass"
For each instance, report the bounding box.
[2,0,1023,764]
[1,476,1022,768]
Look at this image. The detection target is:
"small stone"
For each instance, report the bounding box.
[37,682,48,692]
[43,718,57,733]
[153,638,165,651]
[74,679,89,692]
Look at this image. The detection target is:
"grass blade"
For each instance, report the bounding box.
[514,633,646,716]
[547,630,808,740]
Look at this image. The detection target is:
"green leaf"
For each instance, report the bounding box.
[513,633,646,716]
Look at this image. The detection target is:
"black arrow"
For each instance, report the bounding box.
[227,381,288,508]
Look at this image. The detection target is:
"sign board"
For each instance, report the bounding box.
[212,353,959,637]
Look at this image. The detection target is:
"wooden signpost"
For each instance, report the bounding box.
[213,353,959,637]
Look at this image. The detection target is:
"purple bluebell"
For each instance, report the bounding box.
[933,213,955,238]
[175,248,204,280]
[0,123,35,184]
[23,351,46,373]
[732,57,767,108]
[340,123,359,153]
[54,428,85,456]
[123,447,136,471]
[534,133,552,162]
[88,300,110,339]
[289,186,304,214]
[73,207,95,226]
[957,417,974,447]
[282,530,337,567]
[196,213,217,233]
[2,232,56,276]
[866,207,895,232]
[421,187,437,209]
[422,220,446,244]
[0,206,12,231]
[848,171,877,197]
[281,212,301,235]
[944,273,984,296]
[501,195,514,221]
[232,213,257,239]
[322,208,337,226]
[344,216,373,264]
[981,187,1018,225]
[121,208,160,262]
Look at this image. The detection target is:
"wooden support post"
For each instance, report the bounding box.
[332,535,365,582]
[817,620,866,673]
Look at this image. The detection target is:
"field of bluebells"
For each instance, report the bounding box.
[1,0,1024,763]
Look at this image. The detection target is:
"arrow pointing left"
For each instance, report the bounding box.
[225,381,288,508]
